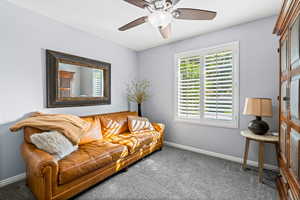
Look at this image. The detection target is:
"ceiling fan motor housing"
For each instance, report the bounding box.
[152,0,173,10]
[153,0,166,10]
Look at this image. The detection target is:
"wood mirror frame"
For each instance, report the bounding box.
[46,50,111,108]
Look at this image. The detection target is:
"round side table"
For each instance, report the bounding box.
[241,130,279,183]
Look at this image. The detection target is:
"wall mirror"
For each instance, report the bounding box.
[46,50,111,108]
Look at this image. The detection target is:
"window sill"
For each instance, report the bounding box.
[174,117,239,129]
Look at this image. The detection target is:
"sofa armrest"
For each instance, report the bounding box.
[152,123,165,133]
[21,143,58,177]
[152,123,165,146]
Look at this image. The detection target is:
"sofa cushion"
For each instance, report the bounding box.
[128,116,155,134]
[100,112,138,138]
[106,132,154,154]
[58,141,128,185]
[141,130,162,143]
[79,116,102,145]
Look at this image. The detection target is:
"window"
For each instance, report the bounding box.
[175,42,239,128]
[93,69,104,97]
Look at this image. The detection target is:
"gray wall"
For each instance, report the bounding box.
[138,16,279,165]
[0,1,138,180]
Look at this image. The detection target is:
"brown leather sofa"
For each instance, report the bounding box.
[21,111,165,200]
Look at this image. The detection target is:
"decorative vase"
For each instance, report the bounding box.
[138,103,142,117]
[248,116,269,135]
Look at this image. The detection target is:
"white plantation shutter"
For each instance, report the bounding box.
[204,50,233,120]
[175,42,239,128]
[177,56,201,118]
[93,70,103,97]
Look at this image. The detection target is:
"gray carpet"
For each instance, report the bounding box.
[0,146,278,200]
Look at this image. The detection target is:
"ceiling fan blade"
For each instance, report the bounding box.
[174,8,217,20]
[123,0,149,9]
[159,24,171,39]
[171,0,182,6]
[118,16,148,31]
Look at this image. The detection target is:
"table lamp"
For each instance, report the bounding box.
[243,98,273,135]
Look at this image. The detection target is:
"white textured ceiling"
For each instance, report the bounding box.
[7,0,282,51]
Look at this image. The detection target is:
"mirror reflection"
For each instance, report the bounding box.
[58,63,104,98]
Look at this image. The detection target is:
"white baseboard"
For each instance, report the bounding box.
[0,173,26,188]
[164,141,279,171]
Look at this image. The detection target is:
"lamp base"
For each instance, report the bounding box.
[248,116,269,135]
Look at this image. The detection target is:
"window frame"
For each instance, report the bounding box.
[174,41,240,129]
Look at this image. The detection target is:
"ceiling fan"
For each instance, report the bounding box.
[118,0,217,39]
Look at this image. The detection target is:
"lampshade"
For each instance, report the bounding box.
[243,98,273,117]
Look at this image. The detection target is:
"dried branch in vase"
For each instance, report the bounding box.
[127,80,150,104]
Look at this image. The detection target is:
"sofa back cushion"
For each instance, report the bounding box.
[100,112,138,138]
[128,116,155,134]
[24,116,103,145]
[79,116,102,145]
[23,111,138,143]
[24,127,43,144]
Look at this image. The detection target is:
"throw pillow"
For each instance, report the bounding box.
[30,131,78,160]
[128,116,155,134]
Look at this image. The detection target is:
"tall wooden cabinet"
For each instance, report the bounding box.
[274,1,300,199]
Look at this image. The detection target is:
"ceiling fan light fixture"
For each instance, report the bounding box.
[148,11,172,28]
[172,11,180,18]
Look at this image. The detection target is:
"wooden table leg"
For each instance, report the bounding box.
[242,138,250,170]
[258,142,265,183]
[275,143,280,167]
